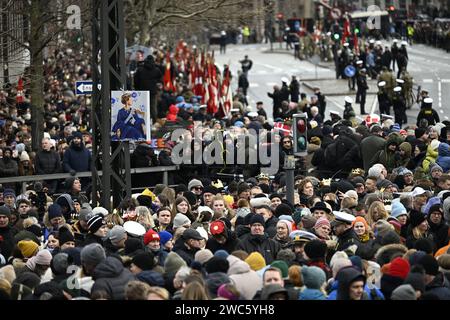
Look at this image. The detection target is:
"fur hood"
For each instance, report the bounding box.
[374,243,408,267]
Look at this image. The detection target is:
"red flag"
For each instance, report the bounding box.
[164,53,176,92]
[220,68,232,116]
[273,122,292,136]
[16,77,24,104]
[206,62,218,114]
[342,17,351,44]
[353,33,359,55]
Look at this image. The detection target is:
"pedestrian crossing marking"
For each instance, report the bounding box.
[422,79,433,83]
[249,83,259,88]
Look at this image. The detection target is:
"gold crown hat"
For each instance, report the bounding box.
[212,179,224,189]
[256,173,270,180]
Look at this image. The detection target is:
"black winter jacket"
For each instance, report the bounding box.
[34,150,61,174]
[236,233,281,264]
[92,256,135,300]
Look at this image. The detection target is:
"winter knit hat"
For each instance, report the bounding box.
[214,250,229,260]
[270,260,289,279]
[302,265,326,290]
[0,205,11,218]
[430,163,443,173]
[188,179,203,191]
[131,251,156,271]
[217,284,240,300]
[158,231,173,246]
[351,216,369,230]
[390,201,408,219]
[87,213,106,233]
[109,225,127,246]
[423,197,442,215]
[195,249,214,265]
[17,240,39,258]
[205,257,230,274]
[274,203,293,217]
[143,229,160,246]
[3,188,16,199]
[301,214,317,229]
[418,255,439,276]
[304,240,327,260]
[314,217,331,230]
[409,210,426,229]
[80,243,106,267]
[236,207,251,219]
[47,204,63,220]
[58,227,75,246]
[387,257,410,279]
[245,252,266,271]
[26,250,52,270]
[277,220,293,235]
[404,272,426,293]
[173,213,191,229]
[391,284,417,300]
[164,252,187,275]
[249,214,265,226]
[368,165,383,179]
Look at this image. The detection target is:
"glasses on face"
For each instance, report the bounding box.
[283,141,291,144]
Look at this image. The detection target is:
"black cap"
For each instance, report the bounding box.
[182,229,204,241]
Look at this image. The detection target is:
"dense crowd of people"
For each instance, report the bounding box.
[0,31,450,301]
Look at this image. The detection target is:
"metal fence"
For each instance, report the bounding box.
[0,166,179,194]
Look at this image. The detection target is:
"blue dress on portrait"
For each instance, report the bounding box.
[112,107,146,140]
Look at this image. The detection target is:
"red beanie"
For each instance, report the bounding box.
[388,257,410,280]
[144,229,160,245]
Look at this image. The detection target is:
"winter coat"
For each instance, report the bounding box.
[136,270,165,287]
[134,57,163,94]
[427,215,449,252]
[83,233,104,247]
[361,134,386,172]
[436,143,450,173]
[91,256,135,300]
[34,149,61,174]
[299,288,326,300]
[63,143,91,173]
[265,216,279,238]
[0,225,15,259]
[380,274,404,300]
[334,268,369,300]
[422,144,439,173]
[227,255,262,299]
[0,157,18,177]
[424,272,450,300]
[327,280,384,300]
[235,233,281,264]
[335,228,360,253]
[417,107,440,127]
[173,237,199,266]
[206,228,240,253]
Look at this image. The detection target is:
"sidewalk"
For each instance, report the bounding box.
[302,78,379,96]
[262,47,334,69]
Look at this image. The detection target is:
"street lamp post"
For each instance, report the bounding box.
[284,155,296,206]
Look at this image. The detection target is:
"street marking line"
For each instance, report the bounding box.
[440,110,444,113]
[422,79,434,83]
[442,79,450,83]
[370,96,378,114]
[445,116,449,120]
[266,82,277,87]
[326,96,345,111]
[438,81,442,108]
[249,83,259,88]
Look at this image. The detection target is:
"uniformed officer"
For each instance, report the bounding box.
[343,96,356,120]
[377,81,391,115]
[392,86,406,127]
[356,68,369,115]
[332,211,359,252]
[391,39,399,72]
[416,97,440,127]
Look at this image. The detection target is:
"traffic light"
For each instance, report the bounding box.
[354,27,360,34]
[293,113,308,156]
[333,33,340,40]
[388,5,395,11]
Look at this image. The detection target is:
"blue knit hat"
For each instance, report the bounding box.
[423,197,442,215]
[391,123,401,132]
[301,266,326,290]
[3,188,16,199]
[158,231,173,246]
[391,201,408,219]
[48,203,63,220]
[214,250,229,259]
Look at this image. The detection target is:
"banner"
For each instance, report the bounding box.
[111,91,151,142]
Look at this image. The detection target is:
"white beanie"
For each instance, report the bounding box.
[344,190,358,201]
[368,165,382,179]
[173,213,191,229]
[20,151,30,162]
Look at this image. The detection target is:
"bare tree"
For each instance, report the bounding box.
[124,0,266,45]
[0,0,91,150]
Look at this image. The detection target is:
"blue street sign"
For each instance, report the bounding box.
[76,81,99,95]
